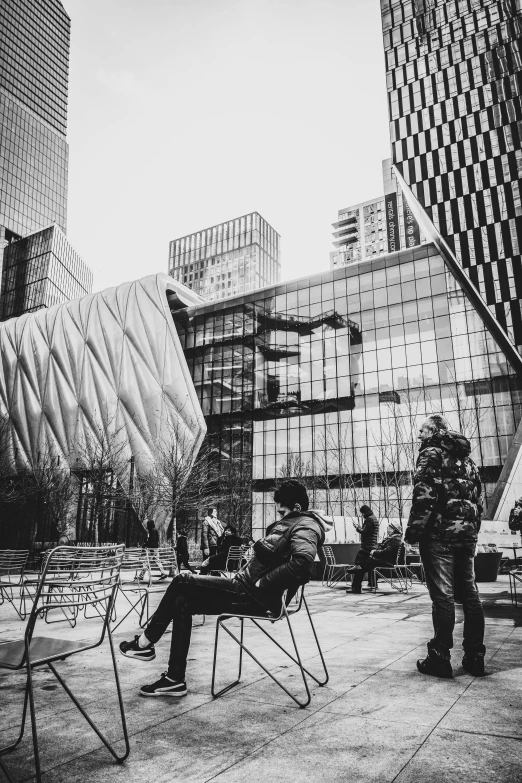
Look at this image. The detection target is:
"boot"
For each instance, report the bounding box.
[417,647,453,679]
[462,652,485,677]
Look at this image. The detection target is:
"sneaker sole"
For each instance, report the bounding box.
[139,689,187,697]
[120,651,156,663]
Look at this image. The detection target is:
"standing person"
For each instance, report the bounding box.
[119,480,332,697]
[176,528,195,573]
[349,522,402,593]
[200,507,224,559]
[405,414,485,678]
[137,519,168,582]
[352,505,379,589]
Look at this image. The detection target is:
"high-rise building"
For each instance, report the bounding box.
[0,225,92,321]
[381,0,522,350]
[330,159,426,270]
[0,0,91,314]
[168,212,281,301]
[173,240,522,537]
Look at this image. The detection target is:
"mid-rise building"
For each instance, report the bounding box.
[330,159,425,270]
[0,225,92,321]
[173,240,522,538]
[0,0,92,314]
[381,0,522,350]
[168,212,281,301]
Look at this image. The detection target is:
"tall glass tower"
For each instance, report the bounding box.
[0,0,92,319]
[381,0,522,350]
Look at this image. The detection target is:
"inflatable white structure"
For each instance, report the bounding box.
[0,273,206,518]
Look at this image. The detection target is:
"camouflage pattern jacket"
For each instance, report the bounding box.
[405,430,483,545]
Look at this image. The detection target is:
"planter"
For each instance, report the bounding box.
[474,552,503,582]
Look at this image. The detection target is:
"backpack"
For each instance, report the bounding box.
[508,504,522,532]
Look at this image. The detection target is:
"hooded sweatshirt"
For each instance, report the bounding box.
[236,509,333,611]
[405,429,483,545]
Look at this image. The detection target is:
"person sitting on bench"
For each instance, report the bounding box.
[119,480,332,697]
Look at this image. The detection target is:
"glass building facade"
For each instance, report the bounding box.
[0,225,92,320]
[0,0,70,239]
[381,0,522,350]
[173,241,521,538]
[168,212,281,302]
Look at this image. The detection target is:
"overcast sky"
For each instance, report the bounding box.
[61,0,390,293]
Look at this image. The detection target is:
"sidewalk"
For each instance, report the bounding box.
[0,576,520,783]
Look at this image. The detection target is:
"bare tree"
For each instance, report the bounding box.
[216,458,253,537]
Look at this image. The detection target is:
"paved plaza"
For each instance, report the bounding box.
[0,577,521,783]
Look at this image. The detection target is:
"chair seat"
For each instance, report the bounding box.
[0,636,93,670]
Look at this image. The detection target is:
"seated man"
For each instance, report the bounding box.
[120,480,332,697]
[349,522,402,593]
[198,524,244,575]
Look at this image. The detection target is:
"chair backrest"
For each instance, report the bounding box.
[396,542,406,565]
[322,545,335,566]
[0,549,29,578]
[147,545,177,576]
[120,547,148,580]
[225,546,243,572]
[27,545,124,640]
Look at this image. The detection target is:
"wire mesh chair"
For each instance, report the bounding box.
[20,549,85,626]
[0,545,129,783]
[321,545,355,587]
[373,543,410,593]
[223,546,244,576]
[110,547,151,632]
[211,585,329,709]
[0,550,29,619]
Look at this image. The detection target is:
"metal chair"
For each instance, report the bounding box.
[20,549,82,626]
[0,545,129,783]
[0,550,29,619]
[373,543,410,593]
[223,546,244,576]
[111,547,151,632]
[211,586,329,709]
[509,569,522,607]
[321,545,355,587]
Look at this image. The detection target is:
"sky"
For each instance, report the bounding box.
[61,0,391,293]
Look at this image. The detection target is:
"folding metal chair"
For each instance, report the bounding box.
[373,543,410,593]
[211,585,329,709]
[111,547,151,632]
[321,545,355,587]
[223,546,243,576]
[0,545,129,783]
[20,549,82,626]
[0,550,29,619]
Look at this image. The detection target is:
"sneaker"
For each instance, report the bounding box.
[140,673,187,697]
[157,573,168,581]
[416,652,453,679]
[119,635,156,662]
[462,653,485,677]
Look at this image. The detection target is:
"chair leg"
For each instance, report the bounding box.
[0,672,30,757]
[47,627,130,764]
[212,617,244,698]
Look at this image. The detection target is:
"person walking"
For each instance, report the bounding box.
[349,522,402,593]
[405,414,485,678]
[137,519,168,581]
[200,507,224,559]
[176,528,195,573]
[119,480,332,697]
[352,505,379,589]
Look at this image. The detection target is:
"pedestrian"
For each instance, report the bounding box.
[200,507,224,559]
[349,521,402,593]
[137,519,168,581]
[119,480,332,697]
[352,505,379,588]
[176,528,195,573]
[405,414,485,678]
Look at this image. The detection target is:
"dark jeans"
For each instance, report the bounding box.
[176,554,195,573]
[420,540,485,657]
[143,573,263,681]
[352,556,381,590]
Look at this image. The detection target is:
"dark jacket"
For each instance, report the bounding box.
[218,533,244,556]
[509,497,522,532]
[370,533,401,565]
[201,517,224,551]
[144,528,160,549]
[176,534,189,559]
[236,510,332,611]
[357,512,379,552]
[405,430,483,545]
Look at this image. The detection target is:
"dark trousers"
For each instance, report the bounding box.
[176,553,195,573]
[420,540,485,657]
[143,573,263,681]
[352,556,381,590]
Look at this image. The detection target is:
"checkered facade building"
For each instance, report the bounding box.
[381,0,522,351]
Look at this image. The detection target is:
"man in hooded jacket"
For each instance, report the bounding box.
[405,414,485,678]
[119,480,332,698]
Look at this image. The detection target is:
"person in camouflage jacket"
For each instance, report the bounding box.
[406,415,486,679]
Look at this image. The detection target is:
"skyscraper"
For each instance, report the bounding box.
[168,212,281,301]
[381,0,522,350]
[0,0,91,314]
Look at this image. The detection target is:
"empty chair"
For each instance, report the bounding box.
[321,545,355,587]
[0,550,29,619]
